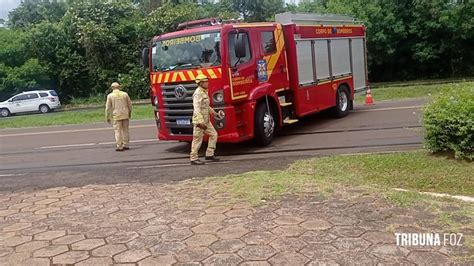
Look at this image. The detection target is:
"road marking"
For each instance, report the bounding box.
[37,139,158,149]
[394,188,474,203]
[0,124,155,138]
[0,174,24,177]
[356,105,423,112]
[127,161,230,169]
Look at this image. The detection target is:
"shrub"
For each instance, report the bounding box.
[423,84,474,160]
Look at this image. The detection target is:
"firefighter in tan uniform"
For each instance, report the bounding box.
[190,74,221,165]
[105,82,132,151]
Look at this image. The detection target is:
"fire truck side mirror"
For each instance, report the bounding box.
[234,34,246,59]
[142,48,149,69]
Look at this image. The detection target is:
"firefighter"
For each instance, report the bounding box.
[105,82,132,151]
[190,73,220,165]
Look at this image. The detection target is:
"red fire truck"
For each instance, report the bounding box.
[143,12,368,146]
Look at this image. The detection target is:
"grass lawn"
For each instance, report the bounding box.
[209,151,473,206]
[0,104,154,129]
[355,81,473,103]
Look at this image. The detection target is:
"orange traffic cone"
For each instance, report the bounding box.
[365,87,374,105]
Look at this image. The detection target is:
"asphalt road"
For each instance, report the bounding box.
[0,99,424,192]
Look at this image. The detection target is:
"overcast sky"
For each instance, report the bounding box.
[0,0,21,20]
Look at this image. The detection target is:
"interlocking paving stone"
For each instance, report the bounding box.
[205,206,230,214]
[114,249,151,263]
[240,261,271,266]
[237,245,276,261]
[138,254,177,265]
[75,256,113,265]
[301,243,340,260]
[161,228,194,241]
[34,230,66,241]
[21,258,50,266]
[242,231,276,245]
[209,239,246,253]
[300,231,337,244]
[85,227,118,238]
[184,233,218,247]
[176,247,213,262]
[332,237,372,251]
[407,251,450,265]
[2,252,31,264]
[300,219,333,230]
[0,182,471,264]
[269,237,307,252]
[271,225,305,237]
[198,213,227,223]
[91,244,127,257]
[52,251,89,264]
[335,252,380,264]
[225,209,253,218]
[15,240,49,252]
[268,252,309,265]
[273,216,304,225]
[139,225,170,236]
[3,222,31,232]
[202,253,243,265]
[106,231,139,243]
[191,223,222,234]
[2,235,32,247]
[361,231,394,244]
[0,247,13,257]
[216,225,249,239]
[126,235,161,249]
[33,245,68,257]
[150,241,186,255]
[71,238,106,250]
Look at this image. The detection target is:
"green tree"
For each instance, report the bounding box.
[220,0,285,22]
[8,0,68,29]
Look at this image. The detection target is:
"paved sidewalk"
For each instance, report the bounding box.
[0,179,472,265]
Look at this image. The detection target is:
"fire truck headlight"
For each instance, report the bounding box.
[216,121,224,129]
[213,90,224,104]
[153,96,159,107]
[217,110,225,119]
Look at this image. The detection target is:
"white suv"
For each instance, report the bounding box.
[0,90,61,117]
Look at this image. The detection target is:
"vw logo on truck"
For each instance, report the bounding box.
[174,85,187,100]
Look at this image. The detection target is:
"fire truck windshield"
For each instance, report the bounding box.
[152,31,221,72]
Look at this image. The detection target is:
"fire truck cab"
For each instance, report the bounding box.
[143,12,368,146]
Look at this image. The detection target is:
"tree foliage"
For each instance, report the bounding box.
[0,0,473,102]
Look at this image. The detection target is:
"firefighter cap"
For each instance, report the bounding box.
[195,74,209,84]
[111,82,121,88]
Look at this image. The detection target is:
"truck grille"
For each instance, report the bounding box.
[162,82,196,135]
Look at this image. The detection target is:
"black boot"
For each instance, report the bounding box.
[190,159,205,165]
[205,156,220,162]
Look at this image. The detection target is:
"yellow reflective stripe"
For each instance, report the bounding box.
[171,72,178,82]
[196,70,204,76]
[157,74,163,83]
[207,69,217,79]
[264,25,284,79]
[164,73,170,83]
[188,71,196,80]
[217,68,222,74]
[178,72,186,81]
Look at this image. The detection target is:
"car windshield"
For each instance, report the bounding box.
[151,31,221,72]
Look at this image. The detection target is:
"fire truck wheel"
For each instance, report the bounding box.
[254,102,275,146]
[331,86,350,118]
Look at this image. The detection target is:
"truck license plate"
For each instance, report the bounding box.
[176,118,191,125]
